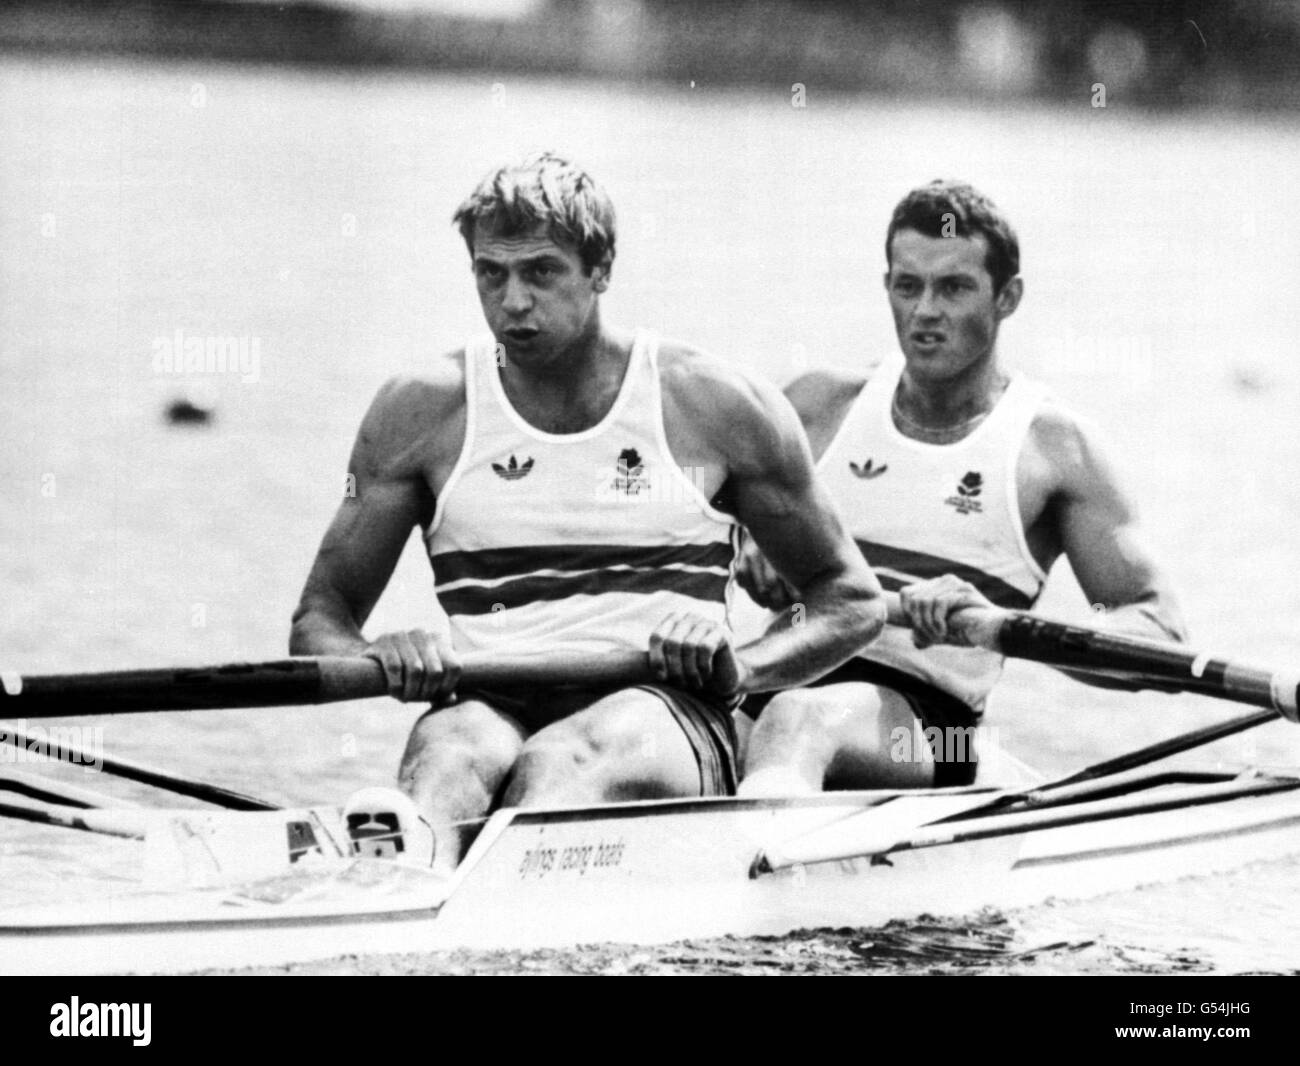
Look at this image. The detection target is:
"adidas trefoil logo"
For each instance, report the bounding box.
[492,455,534,481]
[849,458,888,479]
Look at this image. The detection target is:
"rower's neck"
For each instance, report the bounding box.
[893,357,1010,444]
[499,320,631,434]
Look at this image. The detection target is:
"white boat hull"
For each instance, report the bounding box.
[4,781,1300,975]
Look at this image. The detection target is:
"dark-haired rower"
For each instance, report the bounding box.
[737,180,1186,794]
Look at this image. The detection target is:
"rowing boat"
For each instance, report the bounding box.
[2,604,1299,975]
[3,763,1300,975]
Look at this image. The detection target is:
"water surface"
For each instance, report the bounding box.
[2,56,1298,973]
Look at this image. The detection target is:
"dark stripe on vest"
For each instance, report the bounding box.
[431,541,734,586]
[861,540,1036,611]
[438,567,728,617]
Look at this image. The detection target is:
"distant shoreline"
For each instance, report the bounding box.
[2,0,1297,113]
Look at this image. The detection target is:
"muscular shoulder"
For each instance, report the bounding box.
[782,368,867,456]
[1024,396,1121,500]
[657,340,807,478]
[354,351,466,479]
[784,368,866,426]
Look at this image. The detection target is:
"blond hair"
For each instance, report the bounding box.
[453,152,616,273]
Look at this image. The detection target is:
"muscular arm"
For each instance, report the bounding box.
[784,368,868,460]
[289,377,439,656]
[696,368,886,693]
[1034,407,1188,685]
[734,369,865,610]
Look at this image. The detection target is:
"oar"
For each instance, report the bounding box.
[753,773,1300,874]
[1030,708,1278,792]
[3,601,1294,723]
[751,600,1300,874]
[0,726,278,811]
[887,597,1300,723]
[0,796,149,839]
[0,769,140,810]
[755,676,1291,872]
[0,650,652,718]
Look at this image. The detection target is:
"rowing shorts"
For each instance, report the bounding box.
[453,683,739,796]
[741,659,980,787]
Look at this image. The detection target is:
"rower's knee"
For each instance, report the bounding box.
[506,692,679,805]
[399,703,521,800]
[504,731,605,807]
[738,689,871,796]
[752,690,857,760]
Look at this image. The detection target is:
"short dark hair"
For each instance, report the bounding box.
[885,181,1019,293]
[453,152,616,274]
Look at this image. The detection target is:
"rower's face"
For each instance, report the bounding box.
[470,225,608,363]
[884,229,1021,380]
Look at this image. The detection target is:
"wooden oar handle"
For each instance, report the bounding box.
[465,649,653,689]
[2,651,659,718]
[315,650,655,700]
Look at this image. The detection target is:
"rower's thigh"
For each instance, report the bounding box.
[505,689,700,805]
[822,683,934,788]
[399,699,526,794]
[757,683,934,789]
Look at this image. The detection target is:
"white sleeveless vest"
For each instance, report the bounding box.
[819,357,1048,712]
[425,331,739,658]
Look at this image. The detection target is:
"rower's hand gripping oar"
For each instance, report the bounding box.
[886,596,1300,724]
[2,599,1296,720]
[752,599,1300,876]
